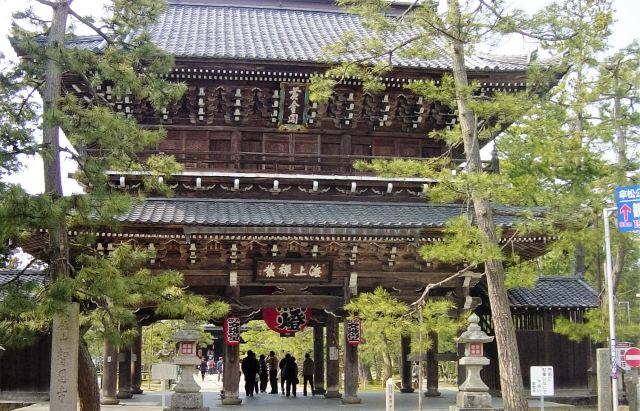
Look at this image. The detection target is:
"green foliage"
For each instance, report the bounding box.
[419,216,503,268]
[0,243,229,349]
[240,320,313,360]
[345,287,461,383]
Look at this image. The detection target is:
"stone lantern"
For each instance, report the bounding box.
[165,315,208,411]
[157,342,175,363]
[452,313,495,411]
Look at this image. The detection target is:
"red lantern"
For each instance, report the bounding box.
[262,308,311,334]
[224,317,241,345]
[346,318,362,345]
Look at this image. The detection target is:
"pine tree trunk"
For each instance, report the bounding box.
[446,1,527,410]
[381,336,392,385]
[78,337,100,411]
[43,3,70,277]
[358,360,373,383]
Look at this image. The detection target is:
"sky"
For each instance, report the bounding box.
[0,0,639,195]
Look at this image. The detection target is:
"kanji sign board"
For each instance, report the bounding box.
[254,260,332,282]
[530,366,554,396]
[615,186,640,232]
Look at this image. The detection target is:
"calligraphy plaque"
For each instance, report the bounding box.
[278,83,309,131]
[254,259,332,282]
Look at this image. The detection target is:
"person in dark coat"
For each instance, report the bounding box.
[283,356,299,397]
[302,353,315,396]
[279,353,291,395]
[267,351,279,394]
[241,350,259,397]
[258,354,269,393]
[199,357,208,381]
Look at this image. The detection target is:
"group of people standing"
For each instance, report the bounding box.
[241,350,315,398]
[198,356,223,382]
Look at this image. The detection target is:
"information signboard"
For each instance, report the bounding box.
[151,363,178,380]
[615,186,640,232]
[530,366,554,396]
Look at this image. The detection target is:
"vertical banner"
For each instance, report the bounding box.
[224,317,241,345]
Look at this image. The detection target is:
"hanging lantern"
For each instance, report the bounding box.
[224,316,241,345]
[346,318,362,345]
[262,308,311,334]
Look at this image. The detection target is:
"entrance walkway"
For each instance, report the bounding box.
[18,373,583,411]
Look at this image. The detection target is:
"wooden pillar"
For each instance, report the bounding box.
[313,322,326,394]
[400,334,415,393]
[425,331,440,397]
[131,321,143,394]
[100,339,119,405]
[324,314,342,398]
[116,324,133,399]
[221,325,242,405]
[342,318,361,404]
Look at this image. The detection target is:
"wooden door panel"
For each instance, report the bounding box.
[209,140,231,169]
[241,139,262,170]
[372,137,395,157]
[397,139,421,157]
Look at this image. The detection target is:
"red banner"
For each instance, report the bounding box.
[224,317,241,345]
[346,318,362,345]
[262,308,311,334]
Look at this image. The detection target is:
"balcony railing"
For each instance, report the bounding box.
[88,149,496,175]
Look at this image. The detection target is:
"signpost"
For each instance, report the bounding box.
[531,366,554,411]
[151,363,178,407]
[604,185,640,411]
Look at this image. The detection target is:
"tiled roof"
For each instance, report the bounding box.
[507,276,600,309]
[58,2,561,71]
[0,269,49,300]
[147,3,537,70]
[116,198,542,228]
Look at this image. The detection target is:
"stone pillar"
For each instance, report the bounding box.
[131,321,143,394]
[117,331,133,399]
[222,342,242,405]
[597,347,613,411]
[342,318,361,404]
[101,339,119,405]
[324,314,342,398]
[425,332,441,397]
[50,303,79,411]
[400,335,414,393]
[313,322,326,395]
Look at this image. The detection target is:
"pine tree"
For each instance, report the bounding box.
[309,1,575,409]
[0,0,195,409]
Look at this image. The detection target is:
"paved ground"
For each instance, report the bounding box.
[18,372,586,410]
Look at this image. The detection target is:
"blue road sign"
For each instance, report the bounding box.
[615,186,640,232]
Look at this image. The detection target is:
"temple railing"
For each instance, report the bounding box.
[88,149,496,175]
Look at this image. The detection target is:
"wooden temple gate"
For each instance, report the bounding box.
[6,0,578,405]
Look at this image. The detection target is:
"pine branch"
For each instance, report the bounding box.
[411,264,478,307]
[67,7,113,46]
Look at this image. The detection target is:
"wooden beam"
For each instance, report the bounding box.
[239,295,345,310]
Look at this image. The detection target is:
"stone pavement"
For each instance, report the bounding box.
[18,372,582,411]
